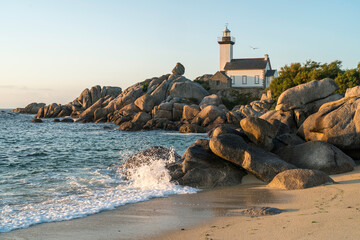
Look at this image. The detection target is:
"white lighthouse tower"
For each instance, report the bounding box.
[218,25,235,71]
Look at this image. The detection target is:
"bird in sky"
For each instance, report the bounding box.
[249,46,259,50]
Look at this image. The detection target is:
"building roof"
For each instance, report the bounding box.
[209,71,232,82]
[265,70,277,77]
[224,58,268,70]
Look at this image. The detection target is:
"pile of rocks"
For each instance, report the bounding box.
[125,79,360,190]
[23,63,275,131]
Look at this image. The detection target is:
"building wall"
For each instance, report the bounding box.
[265,70,278,88]
[220,44,233,71]
[208,78,231,91]
[226,69,264,88]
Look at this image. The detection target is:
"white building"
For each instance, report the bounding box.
[216,26,278,89]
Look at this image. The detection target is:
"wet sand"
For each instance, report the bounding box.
[2,167,360,240]
[1,175,282,240]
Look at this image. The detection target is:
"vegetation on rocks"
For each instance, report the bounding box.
[269,60,360,100]
[193,79,210,91]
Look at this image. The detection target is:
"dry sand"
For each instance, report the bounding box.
[2,166,360,240]
[154,166,360,240]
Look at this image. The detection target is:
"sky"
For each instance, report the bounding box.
[1,0,360,108]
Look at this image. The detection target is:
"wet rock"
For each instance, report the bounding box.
[32,118,43,123]
[119,121,142,131]
[60,118,74,123]
[179,124,206,133]
[229,207,283,216]
[268,169,334,190]
[176,139,246,188]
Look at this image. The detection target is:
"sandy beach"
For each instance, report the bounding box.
[155,165,360,240]
[1,166,359,240]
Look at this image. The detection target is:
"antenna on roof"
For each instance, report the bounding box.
[225,23,229,28]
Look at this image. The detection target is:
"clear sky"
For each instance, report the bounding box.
[1,0,359,108]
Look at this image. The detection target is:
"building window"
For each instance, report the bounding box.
[216,80,220,85]
[242,76,247,84]
[231,76,235,85]
[255,75,259,84]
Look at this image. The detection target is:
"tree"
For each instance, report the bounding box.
[269,60,359,100]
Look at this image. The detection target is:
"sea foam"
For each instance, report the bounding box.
[0,154,197,233]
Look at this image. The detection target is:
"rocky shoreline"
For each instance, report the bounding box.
[14,63,360,191]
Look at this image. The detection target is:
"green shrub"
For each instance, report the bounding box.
[222,93,257,110]
[194,79,210,91]
[142,82,149,92]
[268,60,360,101]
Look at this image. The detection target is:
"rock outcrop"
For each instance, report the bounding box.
[276,78,339,111]
[277,141,355,174]
[268,169,334,190]
[13,102,46,114]
[209,134,296,182]
[175,139,246,188]
[298,93,360,159]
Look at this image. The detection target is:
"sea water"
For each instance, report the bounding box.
[0,110,202,233]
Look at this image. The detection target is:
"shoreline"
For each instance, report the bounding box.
[1,175,277,240]
[153,165,360,240]
[2,167,360,240]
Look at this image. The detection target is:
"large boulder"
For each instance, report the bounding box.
[277,141,355,174]
[101,86,122,98]
[268,169,334,190]
[176,139,246,188]
[152,102,173,120]
[209,134,296,182]
[172,62,185,75]
[134,94,155,112]
[182,105,201,121]
[260,110,297,131]
[197,105,226,123]
[150,80,169,105]
[79,98,104,118]
[179,124,206,133]
[276,78,339,111]
[169,81,209,102]
[297,96,360,158]
[115,83,145,110]
[118,121,142,131]
[207,125,244,138]
[345,86,360,98]
[36,103,63,118]
[131,112,152,125]
[240,117,278,151]
[13,102,46,114]
[199,94,222,109]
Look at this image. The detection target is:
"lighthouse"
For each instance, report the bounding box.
[218,26,235,71]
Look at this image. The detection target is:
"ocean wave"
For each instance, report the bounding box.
[0,156,197,233]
